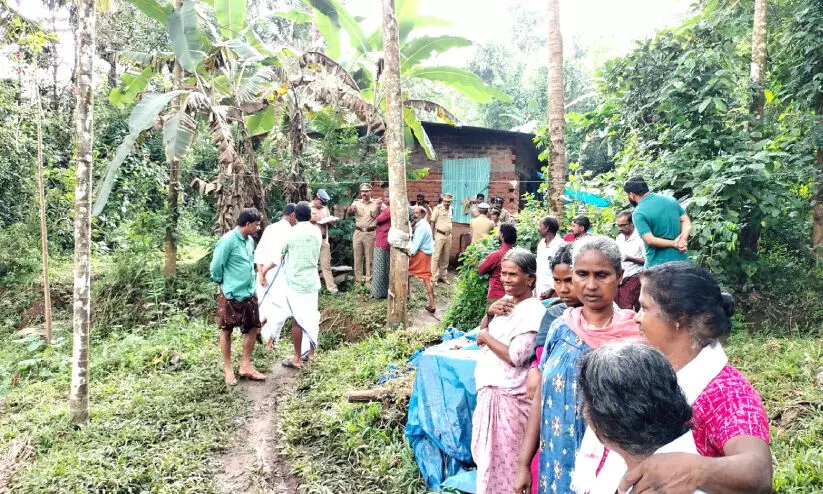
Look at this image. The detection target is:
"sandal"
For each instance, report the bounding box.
[281,358,302,370]
[425,306,436,314]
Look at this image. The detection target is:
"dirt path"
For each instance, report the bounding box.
[409,277,453,329]
[216,363,301,494]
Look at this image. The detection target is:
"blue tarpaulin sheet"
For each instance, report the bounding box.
[405,334,481,492]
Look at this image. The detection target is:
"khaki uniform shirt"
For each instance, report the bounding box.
[430,204,453,235]
[498,208,512,224]
[470,215,496,242]
[352,199,379,230]
[310,204,330,241]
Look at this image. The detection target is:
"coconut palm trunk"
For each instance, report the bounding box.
[382,0,410,327]
[546,0,566,215]
[69,0,96,425]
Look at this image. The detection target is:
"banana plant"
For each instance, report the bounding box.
[93,0,294,234]
[292,0,512,159]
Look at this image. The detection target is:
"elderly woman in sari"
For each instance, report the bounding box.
[614,262,772,493]
[572,342,703,494]
[471,248,545,494]
[514,237,640,494]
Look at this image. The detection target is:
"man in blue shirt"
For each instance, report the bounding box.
[408,206,436,314]
[210,208,267,385]
[624,177,692,267]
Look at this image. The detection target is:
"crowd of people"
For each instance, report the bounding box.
[207,175,772,494]
[465,177,771,494]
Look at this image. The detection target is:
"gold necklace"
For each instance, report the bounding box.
[583,310,614,329]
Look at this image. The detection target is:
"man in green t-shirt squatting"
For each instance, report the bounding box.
[624,177,692,268]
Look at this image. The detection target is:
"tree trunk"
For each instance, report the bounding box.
[740,0,768,259]
[382,0,410,328]
[35,85,53,344]
[812,97,823,254]
[164,0,184,278]
[546,0,566,215]
[69,0,96,425]
[750,0,767,121]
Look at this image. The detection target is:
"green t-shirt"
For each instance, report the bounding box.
[209,228,256,301]
[633,193,689,267]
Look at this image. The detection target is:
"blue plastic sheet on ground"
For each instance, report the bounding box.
[442,327,465,342]
[440,468,477,493]
[377,348,425,384]
[405,336,481,491]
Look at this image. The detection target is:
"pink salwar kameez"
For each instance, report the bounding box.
[471,297,544,494]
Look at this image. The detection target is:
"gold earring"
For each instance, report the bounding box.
[675,322,681,330]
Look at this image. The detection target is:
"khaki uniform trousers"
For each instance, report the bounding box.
[431,232,451,281]
[353,229,376,283]
[319,241,338,293]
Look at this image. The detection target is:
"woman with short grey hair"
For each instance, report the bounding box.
[515,236,640,494]
[571,342,704,494]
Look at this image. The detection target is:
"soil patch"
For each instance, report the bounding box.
[216,363,301,494]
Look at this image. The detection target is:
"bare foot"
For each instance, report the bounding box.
[281,356,303,369]
[224,368,238,386]
[265,339,274,351]
[238,366,266,381]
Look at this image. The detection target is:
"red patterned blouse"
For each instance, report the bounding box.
[691,365,771,457]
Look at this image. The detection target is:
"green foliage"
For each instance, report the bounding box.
[280,327,438,493]
[0,223,39,285]
[443,204,542,328]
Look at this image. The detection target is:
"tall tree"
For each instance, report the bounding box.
[35,83,53,344]
[382,0,410,327]
[750,0,767,120]
[69,0,96,425]
[164,0,184,278]
[546,0,565,215]
[740,0,768,257]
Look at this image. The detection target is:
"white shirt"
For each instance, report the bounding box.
[572,430,706,494]
[254,219,292,267]
[535,235,565,295]
[616,229,645,280]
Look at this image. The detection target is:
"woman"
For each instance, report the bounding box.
[472,248,545,494]
[371,187,392,298]
[407,206,436,313]
[615,262,772,493]
[514,237,640,494]
[572,342,703,494]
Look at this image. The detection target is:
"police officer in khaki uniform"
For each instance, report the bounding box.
[347,183,380,285]
[430,193,454,284]
[310,189,339,294]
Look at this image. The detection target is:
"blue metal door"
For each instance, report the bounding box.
[442,158,491,224]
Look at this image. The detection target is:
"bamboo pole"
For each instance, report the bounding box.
[35,82,53,344]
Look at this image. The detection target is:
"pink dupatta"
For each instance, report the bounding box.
[564,305,640,349]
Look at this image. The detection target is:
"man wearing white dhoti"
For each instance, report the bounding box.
[263,201,322,369]
[255,203,296,349]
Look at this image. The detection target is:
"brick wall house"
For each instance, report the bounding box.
[403,122,544,262]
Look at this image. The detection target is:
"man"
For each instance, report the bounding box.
[492,196,512,224]
[347,183,380,285]
[210,208,267,385]
[535,215,563,300]
[624,176,691,266]
[255,203,297,349]
[414,193,432,217]
[478,223,517,302]
[408,206,436,313]
[263,202,322,369]
[615,210,645,310]
[463,192,486,217]
[470,202,496,243]
[310,189,339,294]
[430,193,454,284]
[563,214,591,242]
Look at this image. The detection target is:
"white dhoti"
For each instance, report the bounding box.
[283,288,320,357]
[256,263,290,344]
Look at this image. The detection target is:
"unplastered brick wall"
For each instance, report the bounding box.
[405,129,521,216]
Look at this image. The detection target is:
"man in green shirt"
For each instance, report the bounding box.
[261,202,322,369]
[624,177,692,267]
[210,208,266,385]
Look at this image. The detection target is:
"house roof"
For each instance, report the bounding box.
[417,121,539,140]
